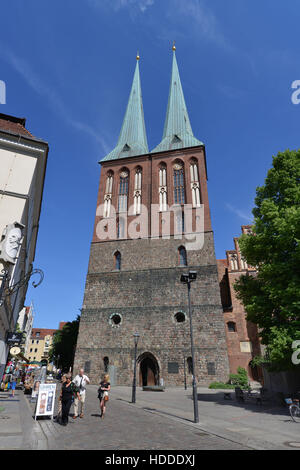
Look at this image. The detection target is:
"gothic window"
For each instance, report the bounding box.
[118,170,129,212]
[190,159,201,207]
[178,246,187,266]
[230,253,238,270]
[173,161,185,204]
[227,321,236,332]
[187,357,193,374]
[159,163,167,211]
[103,357,109,372]
[117,217,125,239]
[240,257,248,270]
[176,211,185,233]
[104,171,113,218]
[133,167,142,215]
[114,251,121,270]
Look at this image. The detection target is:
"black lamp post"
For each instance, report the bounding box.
[183,355,187,390]
[131,332,139,403]
[180,270,199,423]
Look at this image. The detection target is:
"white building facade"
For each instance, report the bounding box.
[0,113,48,379]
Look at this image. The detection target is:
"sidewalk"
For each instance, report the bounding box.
[0,389,47,449]
[109,386,300,450]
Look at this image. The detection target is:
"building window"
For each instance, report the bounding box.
[190,159,201,207]
[109,313,122,327]
[118,170,129,212]
[32,340,34,344]
[103,357,109,372]
[133,167,142,215]
[34,348,38,352]
[30,348,32,352]
[173,161,185,204]
[114,251,121,270]
[174,312,186,323]
[159,163,167,211]
[178,246,187,266]
[227,322,236,332]
[36,332,40,337]
[187,357,193,374]
[104,171,113,218]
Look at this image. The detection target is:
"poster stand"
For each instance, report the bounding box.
[34,383,57,420]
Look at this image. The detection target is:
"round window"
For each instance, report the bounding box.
[109,313,122,327]
[174,312,186,323]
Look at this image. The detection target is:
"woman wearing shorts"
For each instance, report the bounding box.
[98,374,111,419]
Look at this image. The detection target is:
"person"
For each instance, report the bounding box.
[59,373,79,426]
[98,374,111,419]
[10,371,18,398]
[72,368,90,419]
[55,374,66,423]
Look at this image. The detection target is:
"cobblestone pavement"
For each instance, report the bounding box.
[25,384,249,450]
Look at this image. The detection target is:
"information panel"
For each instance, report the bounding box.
[35,383,56,419]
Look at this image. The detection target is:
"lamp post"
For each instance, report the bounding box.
[183,355,187,390]
[131,332,139,403]
[180,270,199,423]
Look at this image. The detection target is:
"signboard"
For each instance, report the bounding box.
[168,362,179,374]
[10,346,21,356]
[7,332,23,344]
[35,383,56,419]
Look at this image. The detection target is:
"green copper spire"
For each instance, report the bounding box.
[151,45,203,154]
[102,55,148,161]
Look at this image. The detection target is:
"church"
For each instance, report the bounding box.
[73,46,231,386]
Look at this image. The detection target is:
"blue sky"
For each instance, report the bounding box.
[1,0,299,328]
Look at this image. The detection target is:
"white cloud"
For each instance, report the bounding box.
[225,203,253,222]
[88,0,154,14]
[0,46,110,153]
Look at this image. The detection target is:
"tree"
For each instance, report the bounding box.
[49,315,80,372]
[234,149,300,371]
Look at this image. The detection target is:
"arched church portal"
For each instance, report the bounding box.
[138,352,159,387]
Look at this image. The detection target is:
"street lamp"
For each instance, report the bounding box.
[180,270,199,423]
[131,332,140,403]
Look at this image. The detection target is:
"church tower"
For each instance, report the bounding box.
[74,47,230,386]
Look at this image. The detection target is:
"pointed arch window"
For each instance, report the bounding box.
[159,163,167,212]
[133,167,142,215]
[118,170,129,212]
[114,251,121,270]
[178,246,187,266]
[190,159,201,207]
[173,161,185,204]
[104,171,113,218]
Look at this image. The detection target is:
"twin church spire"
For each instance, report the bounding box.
[102,46,203,162]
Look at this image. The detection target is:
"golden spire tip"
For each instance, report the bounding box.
[172,41,176,51]
[136,51,140,60]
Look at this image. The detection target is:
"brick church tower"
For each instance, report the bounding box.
[74,47,230,386]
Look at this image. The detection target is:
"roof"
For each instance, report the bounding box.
[59,322,68,330]
[101,58,148,162]
[31,328,57,339]
[151,50,203,154]
[0,113,34,138]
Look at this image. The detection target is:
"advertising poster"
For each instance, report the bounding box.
[35,383,56,419]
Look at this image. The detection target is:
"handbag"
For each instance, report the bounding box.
[104,391,109,402]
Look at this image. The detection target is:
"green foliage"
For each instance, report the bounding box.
[234,149,300,372]
[229,366,248,388]
[209,382,235,389]
[49,315,80,372]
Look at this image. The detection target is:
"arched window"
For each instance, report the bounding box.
[178,246,187,266]
[187,357,193,374]
[159,163,167,211]
[104,171,113,218]
[114,251,121,270]
[190,159,201,207]
[227,321,236,332]
[118,169,129,212]
[133,167,142,215]
[173,161,185,204]
[103,357,109,372]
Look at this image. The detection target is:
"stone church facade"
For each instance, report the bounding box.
[73,48,230,386]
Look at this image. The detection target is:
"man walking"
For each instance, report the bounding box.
[72,368,90,419]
